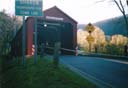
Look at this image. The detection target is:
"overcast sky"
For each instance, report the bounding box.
[0,0,127,24]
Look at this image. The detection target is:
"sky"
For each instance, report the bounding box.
[0,0,127,24]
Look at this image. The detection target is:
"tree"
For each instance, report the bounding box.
[77,26,106,53]
[96,0,128,36]
[113,0,128,36]
[0,10,21,55]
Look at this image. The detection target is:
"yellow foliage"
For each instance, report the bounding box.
[110,35,128,45]
[77,26,106,49]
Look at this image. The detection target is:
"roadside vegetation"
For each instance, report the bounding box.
[0,10,21,56]
[2,56,96,88]
[77,28,128,56]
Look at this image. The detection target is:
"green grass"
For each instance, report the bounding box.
[2,56,96,88]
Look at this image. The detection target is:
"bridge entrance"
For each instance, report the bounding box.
[36,19,74,54]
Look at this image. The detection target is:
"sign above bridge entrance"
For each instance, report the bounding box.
[15,0,43,16]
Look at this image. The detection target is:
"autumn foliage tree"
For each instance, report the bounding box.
[77,27,128,55]
[77,26,106,53]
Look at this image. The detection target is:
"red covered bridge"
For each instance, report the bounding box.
[11,6,77,57]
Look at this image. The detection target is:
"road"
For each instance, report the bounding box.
[59,55,128,88]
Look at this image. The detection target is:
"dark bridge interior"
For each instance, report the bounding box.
[35,19,74,54]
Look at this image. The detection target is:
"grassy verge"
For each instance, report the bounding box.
[2,56,97,88]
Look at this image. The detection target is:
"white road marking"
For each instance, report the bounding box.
[61,60,115,88]
[93,57,128,65]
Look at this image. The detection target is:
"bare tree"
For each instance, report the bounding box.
[113,0,128,36]
[96,0,128,36]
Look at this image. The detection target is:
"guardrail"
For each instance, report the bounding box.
[45,46,76,52]
[81,53,128,60]
[44,46,77,55]
[44,46,128,60]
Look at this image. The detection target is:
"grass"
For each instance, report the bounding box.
[2,56,97,88]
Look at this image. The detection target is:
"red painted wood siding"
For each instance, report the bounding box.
[26,17,34,56]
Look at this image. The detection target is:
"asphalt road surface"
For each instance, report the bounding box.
[60,55,128,88]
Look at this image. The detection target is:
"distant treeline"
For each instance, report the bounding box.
[78,15,128,36]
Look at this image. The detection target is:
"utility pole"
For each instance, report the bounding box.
[22,16,26,66]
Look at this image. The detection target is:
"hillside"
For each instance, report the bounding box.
[78,15,128,36]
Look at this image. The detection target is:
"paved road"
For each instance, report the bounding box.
[60,55,128,88]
